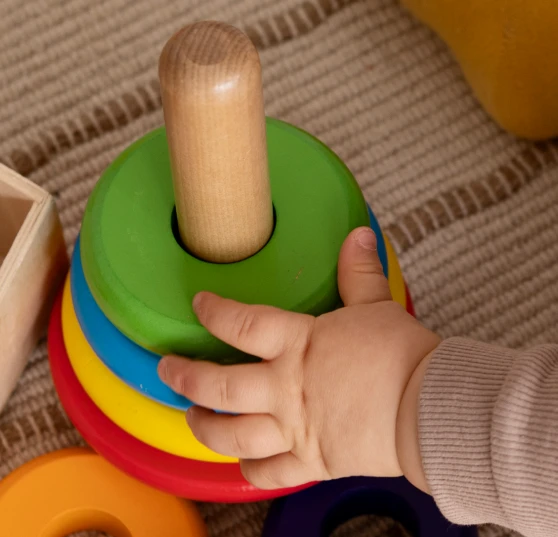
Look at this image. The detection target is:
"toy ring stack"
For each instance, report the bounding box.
[47,20,416,503]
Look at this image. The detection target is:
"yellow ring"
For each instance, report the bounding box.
[0,448,207,537]
[384,235,406,308]
[61,276,235,463]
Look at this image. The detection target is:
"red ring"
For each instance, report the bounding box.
[47,286,313,503]
[405,285,415,317]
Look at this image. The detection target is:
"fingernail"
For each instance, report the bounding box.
[157,357,170,382]
[192,292,203,311]
[186,407,195,424]
[355,227,377,251]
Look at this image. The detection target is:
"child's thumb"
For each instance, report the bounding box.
[337,227,392,306]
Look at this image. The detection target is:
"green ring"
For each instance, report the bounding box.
[80,118,369,361]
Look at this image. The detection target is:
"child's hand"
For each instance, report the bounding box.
[157,227,440,490]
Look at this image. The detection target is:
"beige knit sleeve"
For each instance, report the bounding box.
[418,337,558,537]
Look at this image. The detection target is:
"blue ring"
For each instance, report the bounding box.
[367,204,387,277]
[70,204,387,411]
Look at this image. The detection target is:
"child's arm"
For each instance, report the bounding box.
[399,337,558,537]
[157,226,558,537]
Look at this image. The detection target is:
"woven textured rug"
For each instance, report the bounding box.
[2,0,556,535]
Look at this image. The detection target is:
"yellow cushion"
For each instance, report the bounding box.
[401,0,558,139]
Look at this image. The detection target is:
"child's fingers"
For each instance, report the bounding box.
[193,291,313,359]
[337,227,392,306]
[240,452,317,490]
[186,407,291,459]
[158,356,274,413]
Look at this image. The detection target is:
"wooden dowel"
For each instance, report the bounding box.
[159,21,273,263]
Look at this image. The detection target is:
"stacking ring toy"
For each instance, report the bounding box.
[80,118,371,359]
[71,214,393,412]
[61,276,233,462]
[47,21,419,504]
[261,476,478,537]
[48,290,313,502]
[0,448,207,537]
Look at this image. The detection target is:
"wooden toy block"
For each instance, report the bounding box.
[0,163,68,412]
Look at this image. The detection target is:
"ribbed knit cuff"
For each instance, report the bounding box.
[418,337,517,528]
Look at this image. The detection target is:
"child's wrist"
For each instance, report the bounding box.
[395,345,438,494]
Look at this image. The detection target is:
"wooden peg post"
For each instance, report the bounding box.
[159,21,273,263]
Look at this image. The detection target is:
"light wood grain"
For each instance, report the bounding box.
[159,21,273,263]
[0,195,33,260]
[0,163,68,413]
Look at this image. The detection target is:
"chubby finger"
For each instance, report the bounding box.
[158,355,274,413]
[193,292,313,360]
[186,407,290,459]
[240,452,318,490]
[337,227,392,306]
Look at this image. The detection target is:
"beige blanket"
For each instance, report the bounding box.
[2,0,555,535]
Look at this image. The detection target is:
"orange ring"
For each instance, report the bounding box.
[0,448,207,537]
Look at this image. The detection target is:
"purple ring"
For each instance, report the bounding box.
[262,476,477,537]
